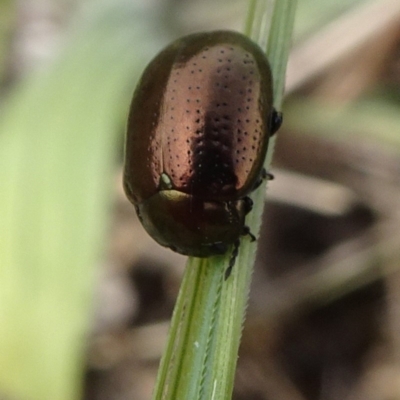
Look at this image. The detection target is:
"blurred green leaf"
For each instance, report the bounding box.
[0,1,168,399]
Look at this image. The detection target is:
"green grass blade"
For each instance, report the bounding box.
[151,1,297,399]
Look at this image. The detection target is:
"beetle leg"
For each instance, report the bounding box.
[225,239,240,280]
[252,168,274,191]
[242,225,256,242]
[264,169,274,181]
[243,196,253,214]
[270,108,283,136]
[224,225,257,279]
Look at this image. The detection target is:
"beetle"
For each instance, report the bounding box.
[123,30,282,277]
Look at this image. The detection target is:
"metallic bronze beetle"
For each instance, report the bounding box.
[124,30,281,271]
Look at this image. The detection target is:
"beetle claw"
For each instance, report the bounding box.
[242,226,256,242]
[253,168,274,190]
[265,170,274,180]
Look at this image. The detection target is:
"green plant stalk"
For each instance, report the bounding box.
[151,1,297,399]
